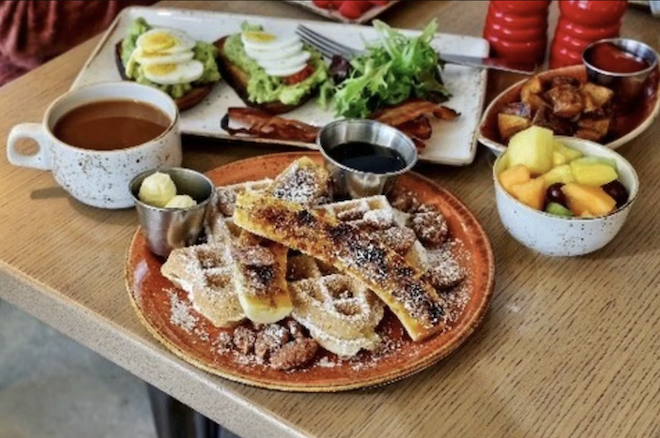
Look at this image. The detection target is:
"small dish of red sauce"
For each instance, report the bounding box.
[589,42,651,74]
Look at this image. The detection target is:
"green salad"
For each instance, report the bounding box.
[223,22,329,106]
[121,18,221,100]
[330,19,451,118]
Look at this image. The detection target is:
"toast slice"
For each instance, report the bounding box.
[214,36,317,115]
[114,42,215,111]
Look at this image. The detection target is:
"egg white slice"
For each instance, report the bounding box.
[137,28,196,55]
[241,31,300,52]
[132,47,195,66]
[258,51,311,70]
[245,41,304,62]
[265,64,308,78]
[143,60,204,85]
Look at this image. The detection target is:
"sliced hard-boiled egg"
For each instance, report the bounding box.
[258,51,311,71]
[136,28,196,54]
[264,64,308,78]
[245,42,304,62]
[241,31,300,52]
[143,60,204,85]
[132,47,195,66]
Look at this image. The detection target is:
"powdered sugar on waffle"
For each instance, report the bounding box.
[167,288,198,334]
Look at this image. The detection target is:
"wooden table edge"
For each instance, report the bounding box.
[0,261,311,438]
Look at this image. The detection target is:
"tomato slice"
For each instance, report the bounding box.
[312,0,333,8]
[284,64,314,85]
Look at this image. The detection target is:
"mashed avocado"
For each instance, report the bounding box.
[121,18,221,100]
[223,22,329,106]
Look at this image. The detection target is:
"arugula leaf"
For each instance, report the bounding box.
[332,19,451,118]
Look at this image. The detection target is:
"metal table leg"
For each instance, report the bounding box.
[147,384,238,438]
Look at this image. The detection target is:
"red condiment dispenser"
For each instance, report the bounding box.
[483,0,552,63]
[550,0,628,69]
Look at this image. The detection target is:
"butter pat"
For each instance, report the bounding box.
[165,195,197,209]
[138,172,177,207]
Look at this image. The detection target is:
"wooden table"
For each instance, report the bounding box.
[1,1,659,437]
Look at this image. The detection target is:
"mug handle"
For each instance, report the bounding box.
[7,123,51,170]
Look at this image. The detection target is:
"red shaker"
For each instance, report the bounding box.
[483,0,552,63]
[550,0,628,68]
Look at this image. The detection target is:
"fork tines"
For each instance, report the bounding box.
[296,24,361,59]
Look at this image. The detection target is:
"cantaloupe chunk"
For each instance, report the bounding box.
[499,164,531,194]
[507,127,554,175]
[510,177,546,210]
[542,164,575,187]
[561,183,617,216]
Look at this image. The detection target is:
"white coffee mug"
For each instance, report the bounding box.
[7,82,182,209]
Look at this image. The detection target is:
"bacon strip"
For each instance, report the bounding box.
[221,108,320,143]
[396,116,432,140]
[372,99,460,126]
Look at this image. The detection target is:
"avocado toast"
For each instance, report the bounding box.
[216,22,329,115]
[115,18,222,111]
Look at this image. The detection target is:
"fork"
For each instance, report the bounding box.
[295,24,537,74]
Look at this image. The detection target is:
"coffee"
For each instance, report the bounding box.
[53,100,170,150]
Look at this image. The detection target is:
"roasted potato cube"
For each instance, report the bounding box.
[578,117,611,139]
[546,85,584,119]
[498,113,531,140]
[580,82,614,108]
[521,76,545,110]
[526,93,550,111]
[521,76,543,101]
[581,90,597,113]
[551,76,580,88]
[531,107,574,136]
[501,102,532,118]
[575,128,605,142]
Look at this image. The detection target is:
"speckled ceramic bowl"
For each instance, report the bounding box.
[493,136,639,257]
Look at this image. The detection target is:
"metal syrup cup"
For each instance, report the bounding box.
[317,119,418,199]
[129,167,214,257]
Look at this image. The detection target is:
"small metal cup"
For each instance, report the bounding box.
[582,38,659,102]
[317,119,417,199]
[129,168,214,257]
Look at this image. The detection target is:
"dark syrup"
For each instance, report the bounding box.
[328,142,407,173]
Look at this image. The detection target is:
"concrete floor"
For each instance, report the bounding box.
[0,301,157,438]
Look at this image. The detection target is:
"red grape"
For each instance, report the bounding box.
[601,180,629,208]
[338,0,373,18]
[546,183,567,207]
[312,0,334,8]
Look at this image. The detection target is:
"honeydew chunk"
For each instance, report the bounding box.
[507,127,554,175]
[570,160,618,187]
[572,156,618,171]
[561,183,616,216]
[510,177,546,210]
[553,140,583,163]
[499,164,531,194]
[138,172,177,207]
[542,164,575,187]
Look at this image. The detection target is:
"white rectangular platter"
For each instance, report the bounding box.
[283,1,401,24]
[72,6,489,166]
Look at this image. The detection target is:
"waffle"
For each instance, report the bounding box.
[318,196,429,273]
[161,241,245,328]
[287,255,384,357]
[266,156,331,205]
[233,192,449,342]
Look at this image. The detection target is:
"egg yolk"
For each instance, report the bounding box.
[144,64,177,75]
[142,32,177,52]
[243,31,277,44]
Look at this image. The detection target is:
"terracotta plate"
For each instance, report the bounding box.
[125,153,495,392]
[478,64,660,155]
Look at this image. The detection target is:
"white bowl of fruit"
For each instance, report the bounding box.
[493,126,639,257]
